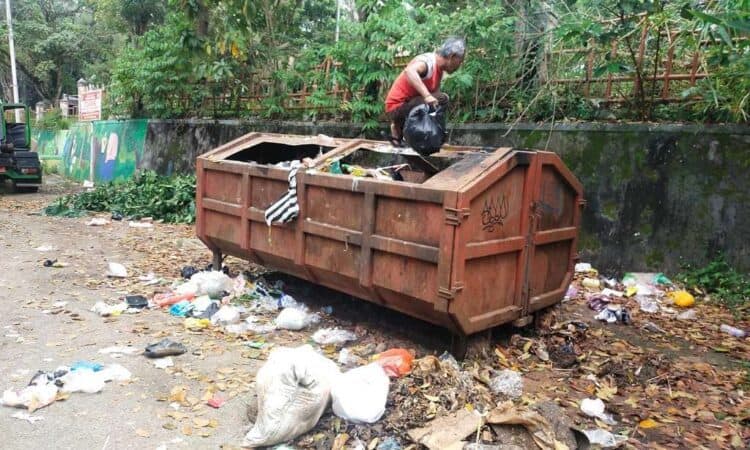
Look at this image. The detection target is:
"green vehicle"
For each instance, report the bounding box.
[0,102,41,192]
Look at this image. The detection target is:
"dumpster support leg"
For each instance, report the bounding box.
[212,249,223,272]
[451,333,468,360]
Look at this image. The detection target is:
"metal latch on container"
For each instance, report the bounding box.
[438,282,464,300]
[436,282,464,312]
[444,207,470,226]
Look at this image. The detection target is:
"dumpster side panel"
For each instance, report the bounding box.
[449,154,535,334]
[527,153,583,311]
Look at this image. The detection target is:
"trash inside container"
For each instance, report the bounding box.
[196,133,584,338]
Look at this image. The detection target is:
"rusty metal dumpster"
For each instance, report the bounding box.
[196,132,584,339]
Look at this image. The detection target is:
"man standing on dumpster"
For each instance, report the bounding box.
[384,37,466,147]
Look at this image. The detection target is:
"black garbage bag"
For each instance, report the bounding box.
[403,104,446,155]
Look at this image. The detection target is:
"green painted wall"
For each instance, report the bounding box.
[34,119,148,183]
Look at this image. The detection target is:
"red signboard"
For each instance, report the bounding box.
[79,89,103,121]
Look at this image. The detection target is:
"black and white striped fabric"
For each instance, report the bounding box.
[264,162,301,226]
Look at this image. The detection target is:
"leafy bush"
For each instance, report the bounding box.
[35,109,73,131]
[678,256,750,310]
[45,171,196,223]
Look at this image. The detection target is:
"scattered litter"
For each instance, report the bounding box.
[82,180,94,188]
[180,266,199,279]
[106,262,128,278]
[11,411,44,423]
[90,301,128,317]
[144,339,187,358]
[636,296,659,313]
[1,383,58,412]
[211,305,241,326]
[332,364,389,424]
[312,328,357,346]
[595,306,630,324]
[407,408,481,450]
[207,394,225,409]
[154,292,194,308]
[34,245,55,252]
[243,345,340,447]
[720,324,747,338]
[128,221,153,228]
[668,290,695,308]
[274,306,320,331]
[489,369,524,399]
[98,346,139,358]
[184,318,210,330]
[372,348,413,378]
[60,369,106,393]
[153,357,174,369]
[175,271,235,298]
[169,301,194,318]
[486,401,563,449]
[42,259,66,268]
[676,309,697,321]
[376,437,402,450]
[581,277,601,289]
[580,398,616,425]
[582,429,628,448]
[574,262,593,273]
[125,295,149,309]
[71,361,103,372]
[601,288,623,297]
[642,322,666,333]
[337,348,360,367]
[52,301,68,308]
[86,218,110,226]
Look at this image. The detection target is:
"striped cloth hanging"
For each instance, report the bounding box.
[264,162,301,226]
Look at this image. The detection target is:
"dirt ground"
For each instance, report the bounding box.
[0,177,748,450]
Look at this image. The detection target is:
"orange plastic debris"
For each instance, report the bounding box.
[154,292,195,307]
[373,348,414,377]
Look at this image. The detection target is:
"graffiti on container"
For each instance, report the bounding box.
[538,180,564,219]
[481,193,509,232]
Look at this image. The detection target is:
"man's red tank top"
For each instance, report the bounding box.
[385,53,442,113]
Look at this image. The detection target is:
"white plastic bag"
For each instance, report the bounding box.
[331,364,389,424]
[176,271,233,298]
[489,369,523,399]
[211,305,241,326]
[243,345,340,448]
[312,328,357,346]
[274,307,320,331]
[60,369,106,394]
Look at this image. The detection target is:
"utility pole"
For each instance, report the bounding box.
[5,0,21,122]
[335,0,340,42]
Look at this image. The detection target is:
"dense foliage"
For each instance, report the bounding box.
[0,0,747,124]
[45,171,196,223]
[678,256,750,311]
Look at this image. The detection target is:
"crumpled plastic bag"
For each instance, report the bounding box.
[331,364,389,424]
[274,306,320,331]
[489,369,524,399]
[243,345,340,448]
[312,328,357,346]
[1,383,59,412]
[175,271,234,298]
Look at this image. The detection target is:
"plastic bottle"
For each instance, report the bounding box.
[720,324,747,338]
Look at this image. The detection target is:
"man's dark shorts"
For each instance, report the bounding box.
[387,91,449,131]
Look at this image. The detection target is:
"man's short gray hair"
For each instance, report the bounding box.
[438,37,466,58]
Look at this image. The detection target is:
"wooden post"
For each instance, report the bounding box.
[661,32,676,99]
[634,25,650,97]
[690,52,700,86]
[584,38,594,98]
[605,40,617,99]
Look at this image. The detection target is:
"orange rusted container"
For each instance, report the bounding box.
[196,133,583,338]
